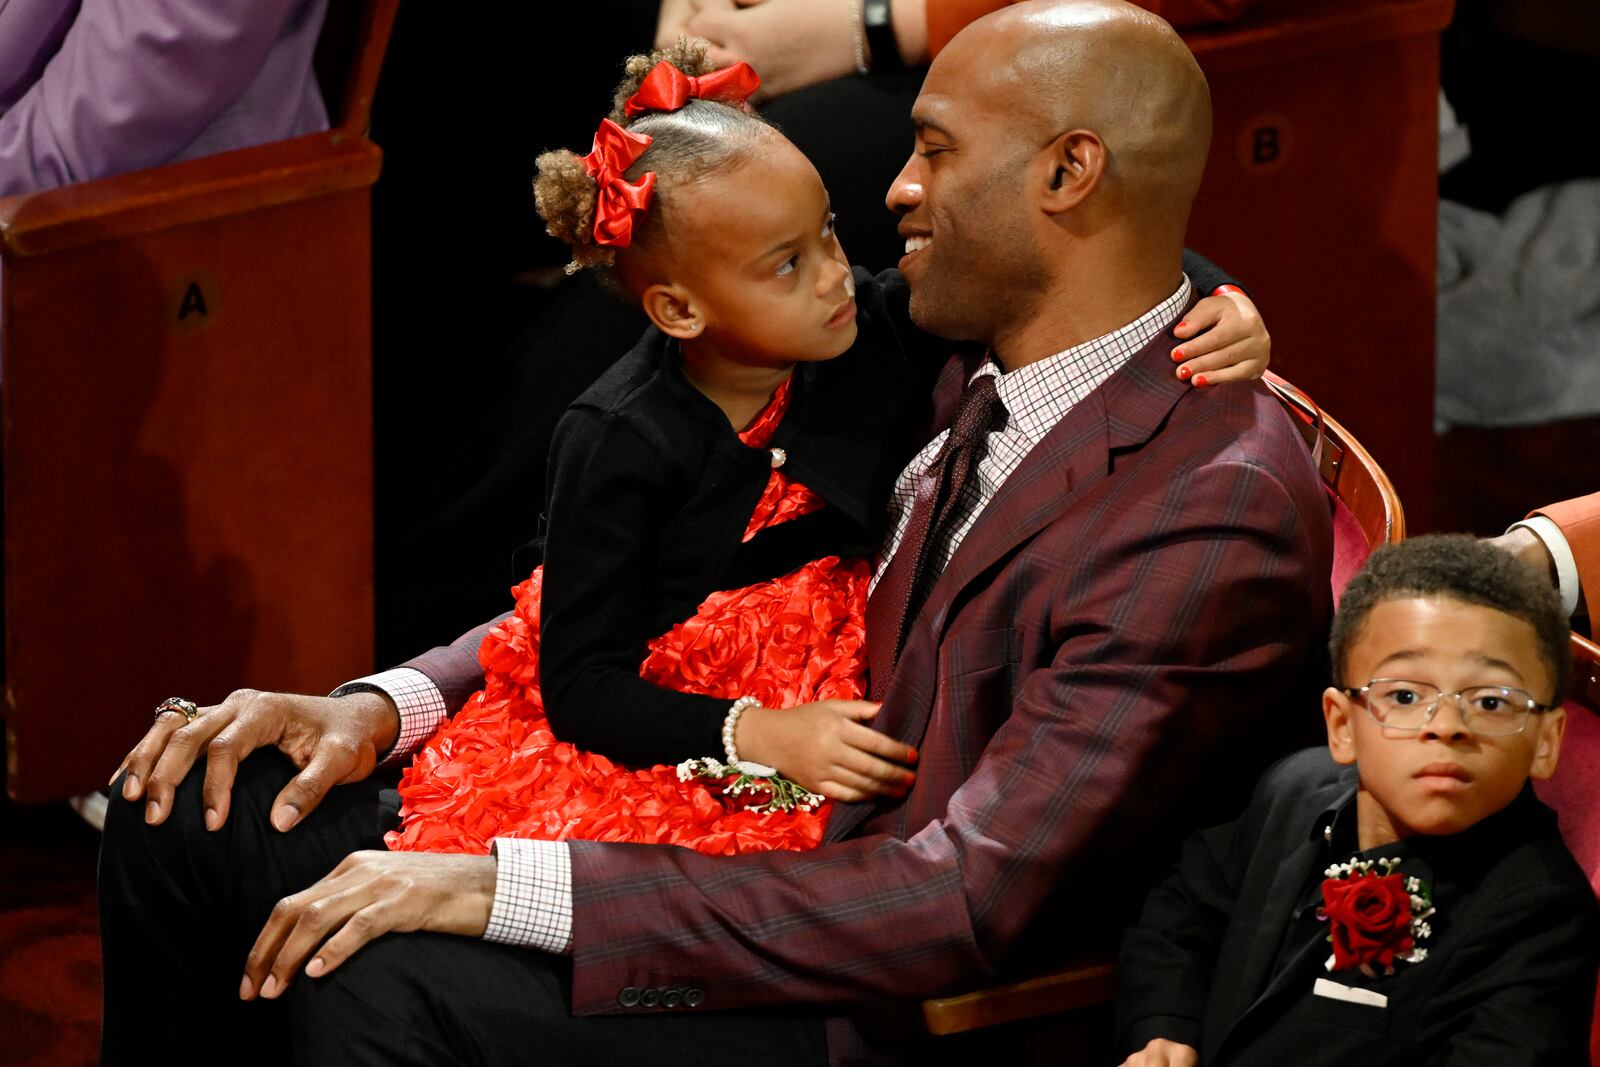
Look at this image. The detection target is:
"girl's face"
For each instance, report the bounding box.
[649,135,857,368]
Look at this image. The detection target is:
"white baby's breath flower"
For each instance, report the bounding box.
[733,760,777,777]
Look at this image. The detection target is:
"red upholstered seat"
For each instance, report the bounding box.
[1532,633,1600,1064]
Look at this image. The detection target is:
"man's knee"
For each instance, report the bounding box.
[290,934,470,1066]
[101,750,300,871]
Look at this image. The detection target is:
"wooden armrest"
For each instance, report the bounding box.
[922,950,1118,1036]
[1574,633,1600,710]
[0,130,381,258]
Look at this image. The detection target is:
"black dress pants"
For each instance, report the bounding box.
[99,750,827,1066]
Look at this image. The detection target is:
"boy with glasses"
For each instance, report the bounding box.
[1116,535,1599,1067]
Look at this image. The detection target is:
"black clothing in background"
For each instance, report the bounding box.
[368,2,659,663]
[1440,1,1600,213]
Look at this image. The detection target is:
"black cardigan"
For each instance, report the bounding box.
[538,253,1235,767]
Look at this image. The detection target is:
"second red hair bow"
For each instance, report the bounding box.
[581,118,656,248]
[624,60,761,117]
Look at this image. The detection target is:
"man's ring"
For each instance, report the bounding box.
[154,697,200,724]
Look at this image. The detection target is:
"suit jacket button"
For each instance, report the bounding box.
[684,988,705,1008]
[661,988,682,1008]
[618,986,641,1008]
[640,987,662,1008]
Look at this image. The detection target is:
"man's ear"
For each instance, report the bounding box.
[642,283,702,340]
[1324,687,1359,766]
[1529,705,1567,781]
[1040,129,1107,215]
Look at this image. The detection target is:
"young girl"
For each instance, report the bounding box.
[383,39,1270,858]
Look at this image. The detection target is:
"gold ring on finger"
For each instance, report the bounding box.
[154,697,201,724]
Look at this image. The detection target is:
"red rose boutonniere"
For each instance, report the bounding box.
[1317,857,1435,977]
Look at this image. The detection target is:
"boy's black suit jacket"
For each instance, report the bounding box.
[1119,747,1600,1066]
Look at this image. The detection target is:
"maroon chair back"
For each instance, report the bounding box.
[1532,632,1600,1063]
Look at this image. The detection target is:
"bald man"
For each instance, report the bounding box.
[97,3,1329,1063]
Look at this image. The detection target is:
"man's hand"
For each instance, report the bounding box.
[111,689,399,832]
[1485,525,1559,586]
[656,0,738,50]
[1171,288,1268,387]
[1119,1038,1200,1067]
[684,0,861,102]
[737,700,917,801]
[241,851,496,1001]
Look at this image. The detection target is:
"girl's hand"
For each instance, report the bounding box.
[1171,287,1269,387]
[736,700,917,801]
[1118,1038,1199,1067]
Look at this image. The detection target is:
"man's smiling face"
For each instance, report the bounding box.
[885,26,1051,345]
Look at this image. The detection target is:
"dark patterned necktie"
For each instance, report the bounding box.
[868,372,1004,695]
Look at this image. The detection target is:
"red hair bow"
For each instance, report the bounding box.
[624,60,762,117]
[581,118,656,248]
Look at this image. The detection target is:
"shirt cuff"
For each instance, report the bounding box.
[484,837,574,954]
[328,667,448,767]
[1510,516,1582,619]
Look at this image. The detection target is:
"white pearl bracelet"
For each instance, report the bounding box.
[722,695,761,766]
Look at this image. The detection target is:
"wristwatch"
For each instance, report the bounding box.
[863,0,907,73]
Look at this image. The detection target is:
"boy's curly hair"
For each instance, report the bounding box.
[1329,534,1571,703]
[533,37,773,278]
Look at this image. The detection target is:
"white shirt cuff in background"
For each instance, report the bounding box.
[328,667,448,767]
[1510,516,1581,620]
[484,837,574,954]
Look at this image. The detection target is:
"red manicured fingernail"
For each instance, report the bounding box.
[1177,366,1191,379]
[907,748,919,761]
[1194,374,1208,387]
[1177,321,1188,330]
[1171,348,1184,361]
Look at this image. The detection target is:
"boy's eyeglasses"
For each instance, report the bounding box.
[1340,679,1555,736]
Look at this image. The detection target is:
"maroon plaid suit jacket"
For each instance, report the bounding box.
[405,305,1334,1062]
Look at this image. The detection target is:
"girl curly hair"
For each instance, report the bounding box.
[533,37,773,279]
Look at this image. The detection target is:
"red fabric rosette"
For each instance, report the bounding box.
[387,375,858,858]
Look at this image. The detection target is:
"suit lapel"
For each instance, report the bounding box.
[1214,777,1365,1055]
[901,311,1198,701]
[1225,836,1330,1025]
[834,306,1198,845]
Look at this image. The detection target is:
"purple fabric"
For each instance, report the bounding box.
[0,0,329,198]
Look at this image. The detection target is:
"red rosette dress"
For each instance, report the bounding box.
[386,377,869,857]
